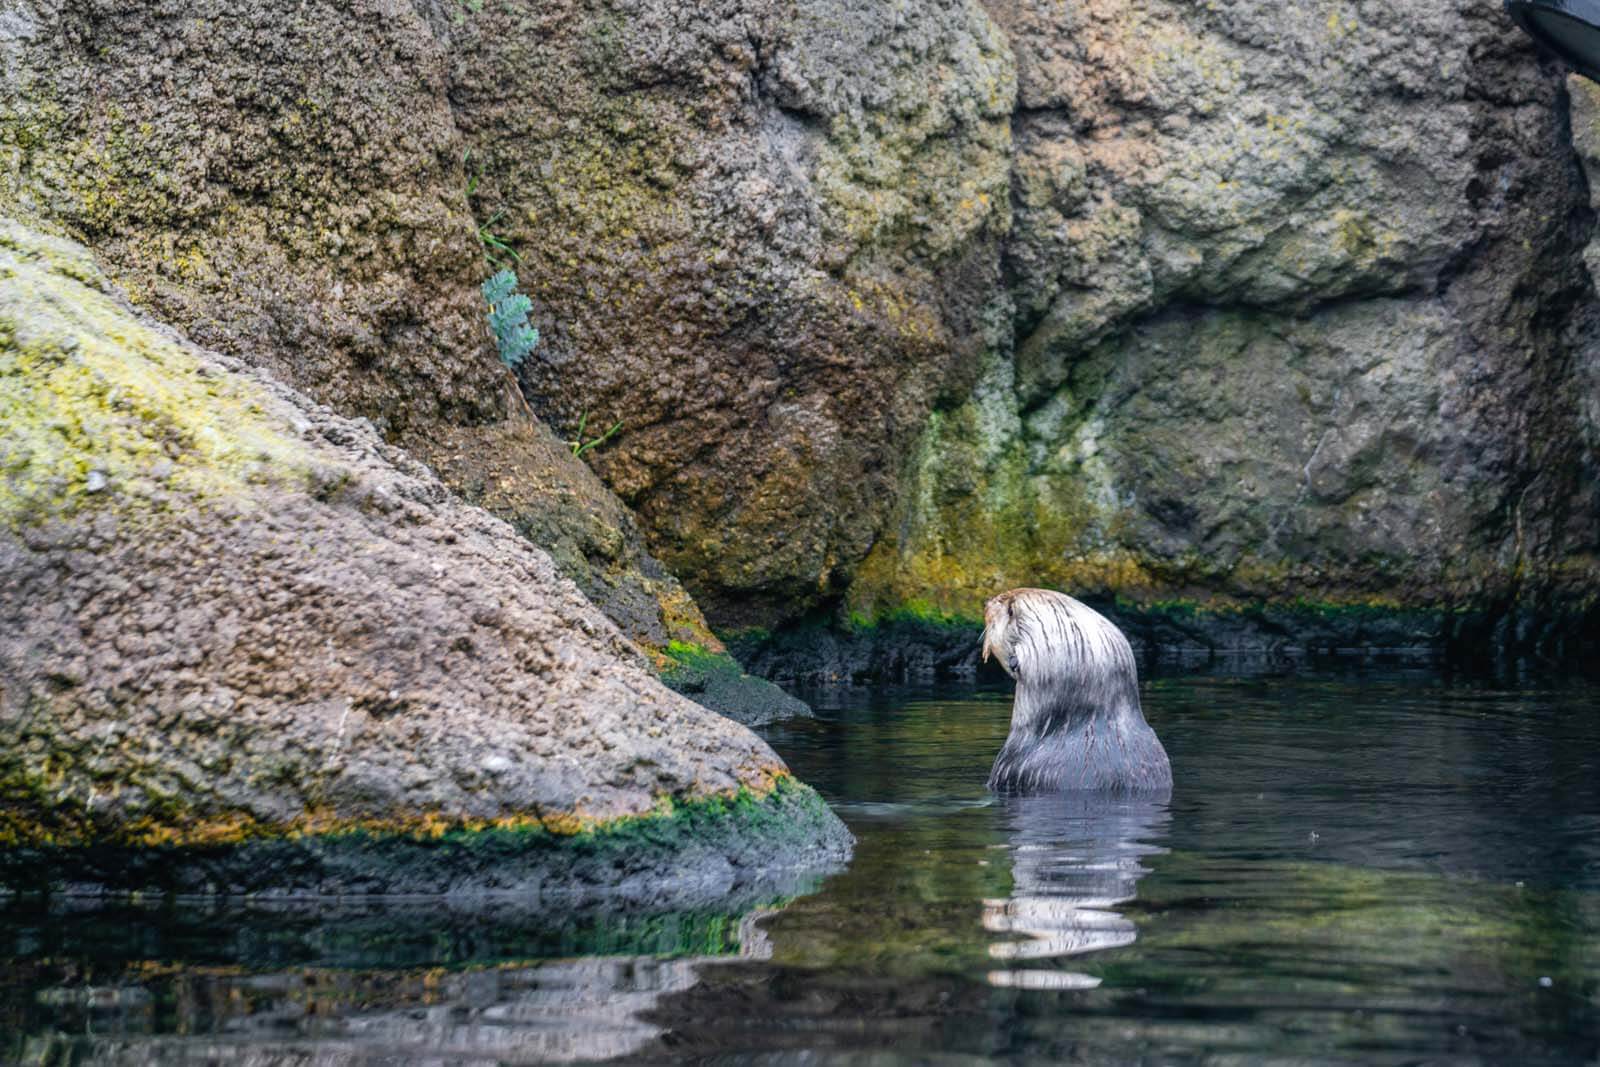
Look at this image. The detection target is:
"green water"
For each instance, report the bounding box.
[5,669,1600,1064]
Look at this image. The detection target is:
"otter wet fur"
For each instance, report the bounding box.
[982,589,1172,795]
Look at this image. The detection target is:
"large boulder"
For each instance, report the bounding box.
[0,219,849,897]
[448,0,1016,627]
[0,0,748,675]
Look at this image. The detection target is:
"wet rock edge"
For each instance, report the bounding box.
[0,777,851,910]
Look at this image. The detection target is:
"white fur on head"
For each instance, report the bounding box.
[981,588,1139,717]
[983,588,1168,793]
[981,595,1016,676]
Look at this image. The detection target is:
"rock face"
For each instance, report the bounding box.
[846,0,1600,654]
[0,0,490,435]
[0,219,849,895]
[448,0,1015,627]
[5,0,1598,660]
[0,0,744,672]
[446,0,1600,649]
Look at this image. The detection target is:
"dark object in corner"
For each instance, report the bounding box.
[1506,0,1600,82]
[981,589,1172,796]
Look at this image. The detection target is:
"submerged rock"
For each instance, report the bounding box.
[0,219,849,897]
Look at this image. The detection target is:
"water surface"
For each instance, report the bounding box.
[6,668,1600,1064]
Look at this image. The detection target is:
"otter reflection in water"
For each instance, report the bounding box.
[982,588,1172,794]
[984,793,1171,989]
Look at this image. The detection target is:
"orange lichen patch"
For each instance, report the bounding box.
[737,762,791,797]
[534,811,588,837]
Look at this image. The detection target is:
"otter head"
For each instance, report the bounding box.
[982,587,1171,794]
[980,588,1139,697]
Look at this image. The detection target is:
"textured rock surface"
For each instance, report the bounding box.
[841,0,1600,654]
[6,0,1599,659]
[446,0,1600,649]
[423,418,801,723]
[448,0,1015,627]
[0,0,741,674]
[1568,75,1600,338]
[0,219,848,892]
[0,0,490,434]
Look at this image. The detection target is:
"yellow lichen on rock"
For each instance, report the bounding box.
[0,219,312,528]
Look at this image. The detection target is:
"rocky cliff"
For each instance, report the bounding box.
[0,218,848,896]
[5,0,1598,669]
[452,0,1600,657]
[844,0,1600,659]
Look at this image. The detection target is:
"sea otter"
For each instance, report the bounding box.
[981,588,1172,795]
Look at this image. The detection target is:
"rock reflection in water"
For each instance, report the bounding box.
[8,904,777,1066]
[983,794,1170,990]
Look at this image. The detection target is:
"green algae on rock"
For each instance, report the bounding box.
[656,641,811,727]
[0,776,846,905]
[0,220,314,526]
[843,294,1600,661]
[0,218,849,898]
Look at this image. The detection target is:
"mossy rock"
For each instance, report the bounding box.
[0,778,847,907]
[657,641,811,726]
[0,217,850,898]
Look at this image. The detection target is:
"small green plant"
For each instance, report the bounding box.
[452,0,484,23]
[481,269,539,370]
[476,210,521,269]
[569,411,623,457]
[464,152,519,269]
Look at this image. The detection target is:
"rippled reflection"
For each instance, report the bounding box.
[9,673,1600,1064]
[983,794,1169,989]
[6,902,780,1065]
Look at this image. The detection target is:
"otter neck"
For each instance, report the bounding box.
[1009,681,1144,738]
